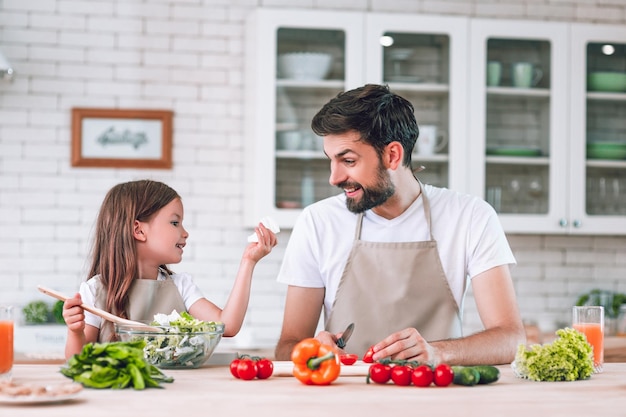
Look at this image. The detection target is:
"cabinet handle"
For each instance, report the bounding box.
[572,219,582,228]
[559,218,568,227]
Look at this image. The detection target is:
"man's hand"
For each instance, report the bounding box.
[371,327,440,364]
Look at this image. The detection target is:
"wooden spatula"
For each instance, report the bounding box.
[37,285,162,332]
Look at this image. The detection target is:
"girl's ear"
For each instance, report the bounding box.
[133,220,147,242]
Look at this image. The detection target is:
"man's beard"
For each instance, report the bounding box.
[340,163,395,213]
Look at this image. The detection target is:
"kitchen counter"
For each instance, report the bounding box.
[3,362,626,416]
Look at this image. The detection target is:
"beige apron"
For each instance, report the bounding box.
[95,270,186,342]
[325,184,462,356]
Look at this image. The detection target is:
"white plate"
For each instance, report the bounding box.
[0,387,83,405]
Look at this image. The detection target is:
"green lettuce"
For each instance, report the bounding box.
[513,327,594,382]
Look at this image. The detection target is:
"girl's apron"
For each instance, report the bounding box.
[95,270,186,342]
[325,184,462,356]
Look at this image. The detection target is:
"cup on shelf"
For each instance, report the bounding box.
[486,186,502,213]
[277,131,301,151]
[511,62,543,88]
[486,61,502,86]
[416,125,447,156]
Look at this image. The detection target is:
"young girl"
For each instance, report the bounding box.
[63,179,277,358]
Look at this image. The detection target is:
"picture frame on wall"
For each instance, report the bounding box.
[71,108,173,169]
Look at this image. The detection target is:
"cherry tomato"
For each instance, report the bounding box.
[339,353,358,366]
[362,346,375,363]
[236,358,258,380]
[433,363,454,387]
[390,365,412,386]
[368,363,391,384]
[230,358,241,378]
[411,364,434,387]
[255,358,274,379]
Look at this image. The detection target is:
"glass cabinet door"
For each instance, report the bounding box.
[245,9,364,227]
[468,19,569,233]
[365,14,469,193]
[570,24,626,234]
[275,27,346,210]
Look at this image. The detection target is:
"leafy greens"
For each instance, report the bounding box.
[60,340,174,389]
[143,310,223,368]
[513,327,594,382]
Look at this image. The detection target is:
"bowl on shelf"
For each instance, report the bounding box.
[277,52,333,80]
[587,142,626,160]
[115,321,225,369]
[587,72,626,92]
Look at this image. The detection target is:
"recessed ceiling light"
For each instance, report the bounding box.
[380,35,394,47]
[601,44,615,55]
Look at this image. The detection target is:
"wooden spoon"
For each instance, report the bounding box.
[37,285,163,332]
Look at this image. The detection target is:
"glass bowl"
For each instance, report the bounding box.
[115,321,225,369]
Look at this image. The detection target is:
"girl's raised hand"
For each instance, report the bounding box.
[244,223,278,262]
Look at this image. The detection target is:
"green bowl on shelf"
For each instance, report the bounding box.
[587,72,626,92]
[486,146,542,157]
[587,142,626,160]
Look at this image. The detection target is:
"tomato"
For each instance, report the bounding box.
[255,358,274,379]
[362,346,375,363]
[433,363,454,387]
[230,358,241,378]
[236,358,258,380]
[390,365,412,386]
[339,353,358,366]
[368,363,391,384]
[411,364,434,387]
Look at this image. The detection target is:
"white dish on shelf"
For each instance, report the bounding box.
[277,52,332,81]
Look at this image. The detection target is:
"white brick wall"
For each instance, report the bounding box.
[1,0,626,352]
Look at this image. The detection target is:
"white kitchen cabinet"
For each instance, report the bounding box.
[245,9,469,228]
[569,23,626,234]
[468,19,571,234]
[246,10,626,234]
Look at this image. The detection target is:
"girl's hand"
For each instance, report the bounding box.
[63,293,86,333]
[243,223,278,262]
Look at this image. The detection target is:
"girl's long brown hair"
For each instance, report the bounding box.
[87,180,180,320]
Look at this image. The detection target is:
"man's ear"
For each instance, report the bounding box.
[385,141,404,170]
[133,220,147,242]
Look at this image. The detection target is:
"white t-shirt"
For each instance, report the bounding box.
[79,270,205,329]
[277,184,516,320]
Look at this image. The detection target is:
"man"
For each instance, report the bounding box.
[274,84,526,365]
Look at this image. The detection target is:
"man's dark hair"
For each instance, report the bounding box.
[311,84,419,166]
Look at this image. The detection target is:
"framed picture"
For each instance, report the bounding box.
[71,108,173,169]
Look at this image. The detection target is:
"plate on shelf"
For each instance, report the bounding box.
[486,146,542,157]
[587,142,626,160]
[387,75,422,83]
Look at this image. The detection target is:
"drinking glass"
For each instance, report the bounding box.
[572,306,604,373]
[0,306,14,381]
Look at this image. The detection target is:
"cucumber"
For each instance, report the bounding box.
[472,365,500,384]
[451,366,480,386]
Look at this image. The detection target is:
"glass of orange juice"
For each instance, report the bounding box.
[572,305,604,373]
[0,306,14,381]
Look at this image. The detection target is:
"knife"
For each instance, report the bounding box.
[336,322,355,349]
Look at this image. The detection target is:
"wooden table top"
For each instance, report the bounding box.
[3,362,626,416]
